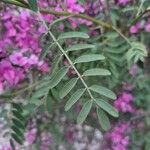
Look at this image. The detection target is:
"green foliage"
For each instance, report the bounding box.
[89,85,116,100]
[50,66,69,88]
[77,101,93,124]
[74,54,105,63]
[126,42,147,67]
[83,68,111,76]
[28,0,38,12]
[65,88,85,111]
[59,78,79,99]
[11,103,25,145]
[94,99,119,117]
[97,107,111,131]
[39,42,54,60]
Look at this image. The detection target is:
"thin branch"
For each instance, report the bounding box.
[1,0,28,8]
[112,26,132,46]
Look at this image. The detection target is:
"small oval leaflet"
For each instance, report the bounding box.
[94,99,119,117]
[58,32,89,40]
[59,78,78,99]
[77,100,93,124]
[89,85,116,100]
[65,88,86,111]
[97,107,111,131]
[74,54,105,64]
[50,66,68,88]
[67,44,95,51]
[11,133,23,145]
[83,68,111,76]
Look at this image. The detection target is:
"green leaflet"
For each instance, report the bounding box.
[50,55,62,76]
[77,0,86,4]
[11,103,25,145]
[12,103,23,112]
[28,0,38,12]
[12,118,25,130]
[105,32,119,39]
[35,80,50,90]
[126,42,147,67]
[12,110,25,122]
[94,99,119,117]
[50,66,68,88]
[89,85,116,100]
[31,86,48,99]
[67,44,95,52]
[74,54,105,63]
[11,133,23,145]
[39,43,54,60]
[11,125,23,138]
[83,68,111,76]
[77,100,93,124]
[45,93,52,113]
[131,42,147,52]
[97,107,111,131]
[51,88,60,102]
[49,15,73,29]
[59,78,78,99]
[58,32,89,40]
[65,88,85,111]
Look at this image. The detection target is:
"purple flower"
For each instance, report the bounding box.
[117,0,130,5]
[9,52,28,66]
[144,22,150,32]
[101,122,130,150]
[114,92,135,113]
[1,145,12,150]
[0,60,24,86]
[113,144,126,150]
[27,54,38,65]
[130,22,141,34]
[25,128,37,145]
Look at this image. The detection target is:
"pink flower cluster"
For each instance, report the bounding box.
[130,21,150,34]
[0,145,12,150]
[9,51,48,72]
[0,0,97,93]
[39,0,92,28]
[40,132,52,150]
[117,0,130,5]
[104,122,130,150]
[0,60,24,88]
[0,8,50,92]
[25,128,37,145]
[114,92,135,113]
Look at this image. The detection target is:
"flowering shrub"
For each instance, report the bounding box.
[0,0,150,149]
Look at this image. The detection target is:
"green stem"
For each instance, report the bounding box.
[41,9,111,28]
[1,0,28,8]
